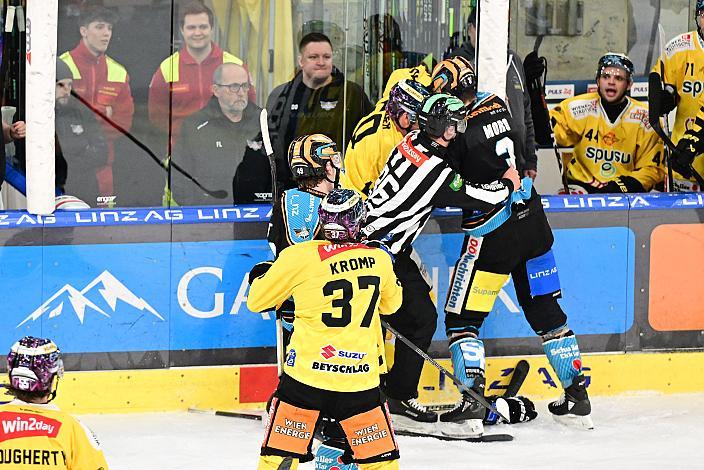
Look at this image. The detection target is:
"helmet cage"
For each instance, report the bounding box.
[7,337,64,393]
[318,189,366,242]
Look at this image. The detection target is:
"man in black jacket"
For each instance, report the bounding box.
[171,62,270,205]
[55,60,108,206]
[265,32,372,191]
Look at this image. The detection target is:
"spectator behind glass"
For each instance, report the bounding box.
[1,336,109,469]
[55,60,108,207]
[59,6,134,208]
[148,1,256,140]
[550,53,665,193]
[170,63,270,206]
[265,32,372,191]
[451,13,539,180]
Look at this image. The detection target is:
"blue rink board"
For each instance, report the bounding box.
[1,227,634,353]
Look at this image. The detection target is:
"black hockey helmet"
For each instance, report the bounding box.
[318,188,366,242]
[288,134,342,180]
[430,56,477,97]
[697,0,704,17]
[417,93,468,138]
[385,79,431,125]
[596,53,634,81]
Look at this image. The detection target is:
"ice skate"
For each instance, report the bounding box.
[549,375,594,430]
[438,393,485,438]
[386,397,438,434]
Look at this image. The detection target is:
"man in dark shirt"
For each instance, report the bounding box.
[55,60,108,206]
[171,63,270,205]
[266,32,372,190]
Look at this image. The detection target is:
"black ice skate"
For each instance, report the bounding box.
[439,377,486,438]
[548,374,594,430]
[386,397,438,434]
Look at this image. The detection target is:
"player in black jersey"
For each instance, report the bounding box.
[362,90,519,434]
[431,57,593,437]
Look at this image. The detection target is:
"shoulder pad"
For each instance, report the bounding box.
[664,32,696,58]
[566,97,599,119]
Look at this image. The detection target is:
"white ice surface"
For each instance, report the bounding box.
[81,393,704,470]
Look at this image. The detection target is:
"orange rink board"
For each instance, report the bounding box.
[649,224,704,331]
[3,351,703,414]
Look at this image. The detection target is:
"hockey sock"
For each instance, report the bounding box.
[542,330,582,388]
[449,336,485,390]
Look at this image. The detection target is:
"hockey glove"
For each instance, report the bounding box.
[248,261,273,284]
[672,139,698,179]
[523,51,546,83]
[484,396,538,424]
[599,175,645,194]
[658,83,680,115]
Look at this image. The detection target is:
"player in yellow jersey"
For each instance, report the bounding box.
[341,65,431,197]
[672,101,704,184]
[1,336,108,469]
[651,0,704,191]
[551,53,665,193]
[249,188,403,470]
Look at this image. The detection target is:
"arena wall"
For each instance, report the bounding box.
[0,193,702,412]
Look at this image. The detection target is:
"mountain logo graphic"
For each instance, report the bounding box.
[17,270,165,328]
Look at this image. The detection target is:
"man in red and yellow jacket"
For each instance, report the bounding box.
[59,6,134,205]
[148,1,255,139]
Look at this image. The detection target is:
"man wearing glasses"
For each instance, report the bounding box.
[148,1,255,139]
[551,53,665,194]
[171,63,269,205]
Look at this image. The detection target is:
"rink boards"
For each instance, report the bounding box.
[0,193,702,412]
[2,351,704,413]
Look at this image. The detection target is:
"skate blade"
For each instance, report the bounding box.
[439,419,484,438]
[390,414,437,434]
[552,413,594,430]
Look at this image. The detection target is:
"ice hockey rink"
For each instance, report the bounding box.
[80,392,704,469]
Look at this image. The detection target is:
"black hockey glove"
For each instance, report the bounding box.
[671,139,699,179]
[484,396,538,424]
[657,83,680,115]
[248,261,273,284]
[523,51,546,83]
[599,175,645,194]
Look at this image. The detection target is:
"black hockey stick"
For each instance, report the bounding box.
[502,359,530,398]
[187,407,264,421]
[381,320,509,423]
[531,35,570,194]
[260,108,284,376]
[69,90,227,199]
[647,72,704,188]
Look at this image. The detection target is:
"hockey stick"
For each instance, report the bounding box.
[657,24,675,191]
[531,34,570,194]
[260,108,284,377]
[381,320,509,423]
[69,90,227,199]
[187,407,264,421]
[502,359,529,398]
[647,72,704,188]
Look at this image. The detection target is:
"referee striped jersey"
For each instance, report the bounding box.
[362,130,514,254]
